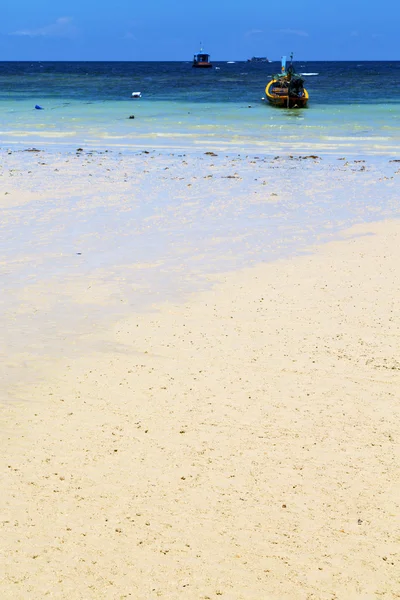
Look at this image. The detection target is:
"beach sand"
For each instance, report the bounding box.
[1,150,400,599]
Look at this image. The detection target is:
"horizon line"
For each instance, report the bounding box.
[1,58,400,62]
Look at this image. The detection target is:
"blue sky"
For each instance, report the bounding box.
[2,0,399,61]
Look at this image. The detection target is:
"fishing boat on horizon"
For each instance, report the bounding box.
[264,53,309,108]
[192,46,212,68]
[247,56,271,63]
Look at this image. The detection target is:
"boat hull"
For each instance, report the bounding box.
[192,63,213,68]
[265,80,308,108]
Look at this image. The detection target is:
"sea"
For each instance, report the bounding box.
[1,60,399,156]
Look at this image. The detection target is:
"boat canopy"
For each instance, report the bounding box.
[194,53,210,62]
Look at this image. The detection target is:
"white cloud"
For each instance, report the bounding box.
[245,29,263,37]
[278,29,309,37]
[10,17,77,38]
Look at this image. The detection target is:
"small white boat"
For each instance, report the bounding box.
[131,92,142,98]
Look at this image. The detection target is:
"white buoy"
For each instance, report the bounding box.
[131,92,142,98]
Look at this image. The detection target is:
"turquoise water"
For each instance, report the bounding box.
[1,61,399,155]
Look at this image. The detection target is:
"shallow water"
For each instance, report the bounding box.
[1,152,399,366]
[1,61,399,155]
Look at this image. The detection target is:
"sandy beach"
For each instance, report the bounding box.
[1,149,400,599]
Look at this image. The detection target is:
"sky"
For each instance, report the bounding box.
[2,0,400,61]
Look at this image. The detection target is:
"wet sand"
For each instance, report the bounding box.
[1,149,400,598]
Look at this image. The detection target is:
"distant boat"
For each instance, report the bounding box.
[247,56,271,63]
[264,53,309,108]
[192,46,212,68]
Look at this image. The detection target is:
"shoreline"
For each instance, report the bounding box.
[1,149,399,401]
[2,139,400,159]
[1,217,400,598]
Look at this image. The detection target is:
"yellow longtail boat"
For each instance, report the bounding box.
[265,53,309,108]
